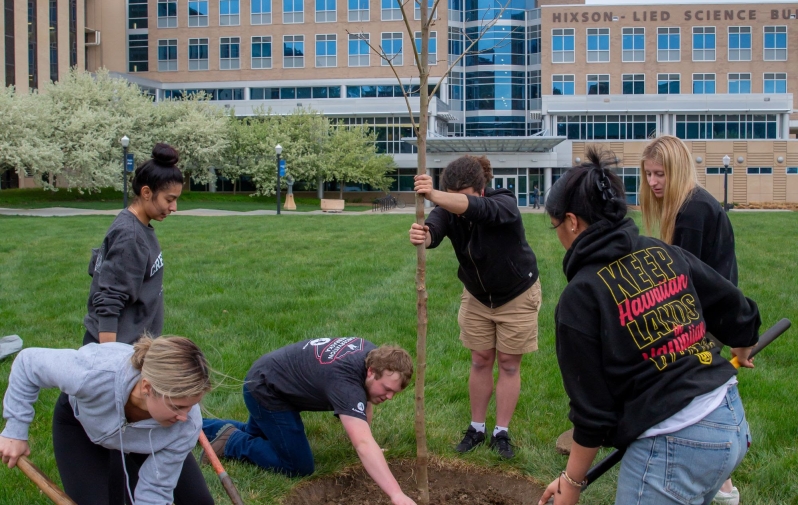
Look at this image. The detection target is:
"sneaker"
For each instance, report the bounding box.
[489,430,515,459]
[455,426,486,453]
[200,423,237,464]
[712,487,740,505]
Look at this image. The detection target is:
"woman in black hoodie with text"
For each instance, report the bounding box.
[538,148,760,505]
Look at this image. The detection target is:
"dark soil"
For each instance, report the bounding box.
[284,460,545,505]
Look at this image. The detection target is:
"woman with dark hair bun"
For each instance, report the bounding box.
[83,143,184,345]
[538,147,760,505]
[408,155,541,459]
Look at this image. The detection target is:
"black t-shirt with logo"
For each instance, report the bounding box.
[246,338,375,421]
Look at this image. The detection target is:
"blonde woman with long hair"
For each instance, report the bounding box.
[640,135,740,505]
[0,336,214,505]
[640,135,738,285]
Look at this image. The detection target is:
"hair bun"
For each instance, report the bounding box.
[152,143,179,167]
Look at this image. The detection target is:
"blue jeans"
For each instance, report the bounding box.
[202,385,315,477]
[615,384,750,505]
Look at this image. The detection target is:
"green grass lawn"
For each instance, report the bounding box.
[0,212,796,505]
[0,188,372,212]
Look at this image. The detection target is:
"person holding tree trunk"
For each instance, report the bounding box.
[538,147,759,505]
[83,143,183,346]
[408,155,541,459]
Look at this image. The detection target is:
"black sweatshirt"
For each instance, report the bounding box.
[673,186,738,286]
[425,188,538,308]
[555,218,760,448]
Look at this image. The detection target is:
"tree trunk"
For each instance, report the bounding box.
[414,7,431,504]
[317,174,324,199]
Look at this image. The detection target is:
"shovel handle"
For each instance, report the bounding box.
[17,456,76,505]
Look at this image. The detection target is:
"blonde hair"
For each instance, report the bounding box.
[131,335,212,398]
[639,135,698,244]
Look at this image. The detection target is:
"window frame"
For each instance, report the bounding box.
[552,74,575,96]
[381,32,403,66]
[283,0,304,24]
[414,31,437,65]
[728,26,751,61]
[251,0,272,24]
[586,73,610,95]
[251,35,272,69]
[586,27,610,63]
[692,26,716,62]
[187,0,209,27]
[348,33,370,67]
[157,38,178,71]
[188,37,209,71]
[315,0,336,22]
[219,0,240,26]
[728,73,751,94]
[315,33,337,67]
[622,73,645,95]
[657,27,680,62]
[157,0,177,28]
[348,0,369,21]
[763,72,787,93]
[621,27,644,62]
[283,34,305,68]
[552,28,575,64]
[692,73,715,94]
[219,36,241,70]
[763,26,787,61]
[381,0,402,20]
[657,73,680,94]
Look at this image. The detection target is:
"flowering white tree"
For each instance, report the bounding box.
[0,87,63,187]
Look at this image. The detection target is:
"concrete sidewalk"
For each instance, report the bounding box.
[0,206,550,217]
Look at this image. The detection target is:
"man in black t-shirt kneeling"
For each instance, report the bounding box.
[202,338,417,505]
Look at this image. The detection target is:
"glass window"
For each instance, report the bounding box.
[157,0,177,28]
[157,39,177,71]
[764,72,787,93]
[552,28,575,63]
[728,73,750,94]
[188,0,208,26]
[251,0,271,24]
[381,0,401,20]
[349,0,368,21]
[622,27,644,62]
[786,167,798,175]
[349,33,369,67]
[747,167,773,175]
[220,0,239,25]
[251,36,272,69]
[675,114,778,140]
[381,32,402,66]
[188,38,209,70]
[465,25,524,66]
[448,27,463,67]
[586,28,609,63]
[283,35,304,68]
[707,167,733,175]
[693,74,715,94]
[316,0,335,22]
[587,74,609,95]
[415,31,437,65]
[128,33,148,72]
[128,0,148,29]
[657,27,680,62]
[622,74,644,94]
[692,26,715,61]
[448,0,462,22]
[728,26,751,61]
[283,0,303,23]
[316,34,336,67]
[764,26,787,61]
[552,74,574,95]
[657,73,680,94]
[555,115,656,140]
[220,37,240,70]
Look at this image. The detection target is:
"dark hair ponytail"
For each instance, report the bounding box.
[131,143,184,197]
[545,146,627,225]
[440,155,492,193]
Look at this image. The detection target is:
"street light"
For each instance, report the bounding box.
[120,135,130,208]
[722,154,731,213]
[275,144,283,215]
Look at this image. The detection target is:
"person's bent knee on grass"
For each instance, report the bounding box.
[408,155,541,459]
[203,338,418,505]
[0,335,214,505]
[537,147,760,505]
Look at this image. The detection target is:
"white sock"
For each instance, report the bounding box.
[470,421,486,433]
[493,425,509,436]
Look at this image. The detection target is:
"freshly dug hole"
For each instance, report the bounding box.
[284,460,546,505]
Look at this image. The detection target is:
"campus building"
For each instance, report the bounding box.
[2,0,797,203]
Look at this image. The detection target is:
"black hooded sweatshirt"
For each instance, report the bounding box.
[555,218,760,448]
[425,188,538,308]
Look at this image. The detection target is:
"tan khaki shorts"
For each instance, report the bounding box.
[457,278,541,355]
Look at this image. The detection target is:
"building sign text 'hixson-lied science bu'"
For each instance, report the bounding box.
[551,8,798,23]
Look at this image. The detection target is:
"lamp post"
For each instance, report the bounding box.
[275,144,283,215]
[120,135,130,208]
[722,154,731,212]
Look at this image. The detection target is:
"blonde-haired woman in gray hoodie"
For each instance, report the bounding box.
[0,336,213,505]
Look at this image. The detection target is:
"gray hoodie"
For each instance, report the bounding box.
[1,343,202,505]
[84,209,165,344]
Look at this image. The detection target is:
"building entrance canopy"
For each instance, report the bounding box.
[402,136,566,153]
